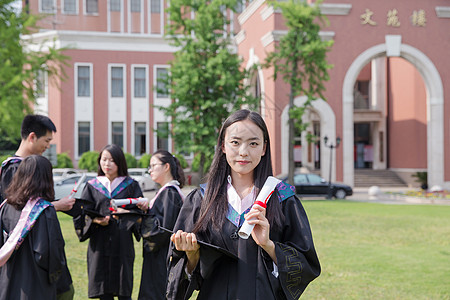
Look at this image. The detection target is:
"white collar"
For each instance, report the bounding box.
[227,175,255,214]
[97,176,126,194]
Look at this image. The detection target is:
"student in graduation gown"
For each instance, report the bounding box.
[73,144,143,300]
[0,155,69,300]
[137,150,185,300]
[0,115,74,299]
[167,109,321,300]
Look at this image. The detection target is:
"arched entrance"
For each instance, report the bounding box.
[281,97,337,181]
[342,35,444,187]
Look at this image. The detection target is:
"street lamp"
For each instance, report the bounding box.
[324,135,341,199]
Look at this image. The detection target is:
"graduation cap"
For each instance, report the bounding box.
[111,207,147,216]
[159,226,238,260]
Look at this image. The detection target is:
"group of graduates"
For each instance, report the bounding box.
[0,110,321,300]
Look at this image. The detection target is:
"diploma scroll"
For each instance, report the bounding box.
[110,198,148,210]
[69,173,87,198]
[238,176,281,239]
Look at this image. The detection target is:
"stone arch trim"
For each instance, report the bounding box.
[281,97,337,181]
[342,37,445,187]
[245,48,266,116]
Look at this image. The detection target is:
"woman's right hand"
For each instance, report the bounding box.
[171,230,200,273]
[93,215,110,226]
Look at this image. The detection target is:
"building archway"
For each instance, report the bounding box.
[342,35,444,187]
[281,97,337,181]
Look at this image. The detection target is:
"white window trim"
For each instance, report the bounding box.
[153,64,170,100]
[132,64,149,99]
[147,0,165,36]
[62,0,78,15]
[39,0,56,13]
[108,64,127,152]
[131,64,149,157]
[74,62,94,159]
[84,0,99,15]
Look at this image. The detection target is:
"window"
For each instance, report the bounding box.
[150,0,160,13]
[307,174,323,184]
[111,67,124,97]
[135,122,146,156]
[63,0,76,13]
[156,122,169,151]
[112,122,124,148]
[41,0,54,13]
[156,68,169,98]
[78,122,90,156]
[110,0,120,11]
[35,69,47,98]
[294,174,308,185]
[354,80,370,109]
[86,0,98,13]
[131,0,141,12]
[134,67,146,98]
[77,66,90,97]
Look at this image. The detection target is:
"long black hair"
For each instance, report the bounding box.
[97,144,129,177]
[152,150,185,188]
[193,109,284,233]
[6,155,54,210]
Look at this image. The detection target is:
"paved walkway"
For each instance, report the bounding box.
[145,186,450,206]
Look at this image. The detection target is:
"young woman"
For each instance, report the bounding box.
[74,144,143,300]
[0,155,69,300]
[167,109,321,300]
[137,150,185,300]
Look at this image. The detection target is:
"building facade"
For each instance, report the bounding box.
[26,0,450,188]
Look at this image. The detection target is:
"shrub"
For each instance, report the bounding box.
[78,151,99,172]
[124,152,137,168]
[138,153,151,168]
[56,152,74,168]
[191,153,212,173]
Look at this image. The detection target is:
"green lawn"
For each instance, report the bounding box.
[58,200,450,299]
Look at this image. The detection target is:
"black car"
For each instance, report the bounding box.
[280,173,353,199]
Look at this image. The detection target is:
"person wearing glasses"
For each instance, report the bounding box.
[137,150,185,300]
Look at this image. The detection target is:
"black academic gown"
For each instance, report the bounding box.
[0,203,67,300]
[73,177,143,298]
[166,182,321,300]
[0,157,73,296]
[138,186,183,300]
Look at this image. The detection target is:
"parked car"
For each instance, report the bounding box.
[128,168,157,191]
[279,173,353,199]
[52,168,81,181]
[53,173,96,200]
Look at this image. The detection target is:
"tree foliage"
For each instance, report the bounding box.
[0,0,68,142]
[161,0,259,179]
[264,0,333,183]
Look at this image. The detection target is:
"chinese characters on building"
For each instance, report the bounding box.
[360,8,427,27]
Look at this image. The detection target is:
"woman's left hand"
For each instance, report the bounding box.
[245,203,277,263]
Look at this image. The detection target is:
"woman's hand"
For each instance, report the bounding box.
[171,230,200,273]
[245,203,277,263]
[93,215,110,226]
[136,197,149,211]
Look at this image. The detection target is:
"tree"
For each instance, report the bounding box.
[161,0,259,180]
[0,0,68,142]
[264,0,333,185]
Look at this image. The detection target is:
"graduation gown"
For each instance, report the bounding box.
[0,157,73,296]
[166,181,321,300]
[0,202,67,300]
[73,177,143,298]
[138,186,183,300]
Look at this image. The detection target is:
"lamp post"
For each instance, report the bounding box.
[324,135,341,199]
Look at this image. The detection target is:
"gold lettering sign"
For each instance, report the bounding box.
[387,9,401,27]
[411,9,426,27]
[360,9,377,26]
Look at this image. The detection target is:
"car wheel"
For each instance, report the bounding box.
[334,189,347,199]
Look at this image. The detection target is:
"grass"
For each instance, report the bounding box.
[58,200,450,299]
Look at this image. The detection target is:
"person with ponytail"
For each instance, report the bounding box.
[166,109,321,300]
[137,150,185,300]
[0,155,69,300]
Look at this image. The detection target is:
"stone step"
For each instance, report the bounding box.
[354,169,407,187]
